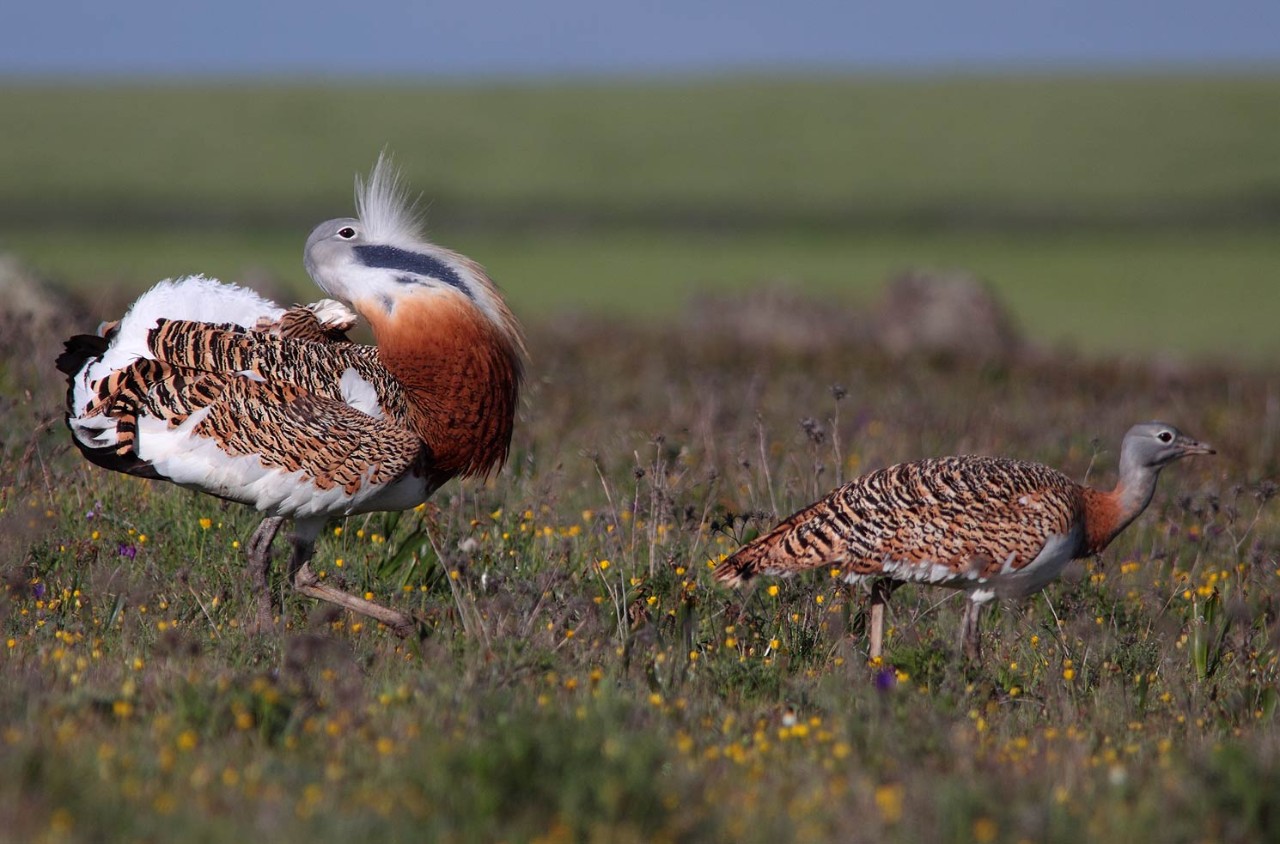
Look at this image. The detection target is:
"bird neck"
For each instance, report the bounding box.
[357,292,522,479]
[1082,462,1160,555]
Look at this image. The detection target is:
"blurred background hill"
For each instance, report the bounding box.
[1,1,1277,360]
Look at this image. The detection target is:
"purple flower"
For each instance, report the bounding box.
[874,668,897,693]
[32,583,45,600]
[118,544,137,560]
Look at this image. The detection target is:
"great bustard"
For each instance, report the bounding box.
[58,155,525,636]
[713,423,1213,661]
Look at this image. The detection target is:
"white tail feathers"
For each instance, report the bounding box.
[82,276,283,387]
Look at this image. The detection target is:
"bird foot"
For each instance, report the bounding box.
[244,600,278,635]
[292,562,419,638]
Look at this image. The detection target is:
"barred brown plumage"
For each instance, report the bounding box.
[713,423,1214,662]
[60,155,524,637]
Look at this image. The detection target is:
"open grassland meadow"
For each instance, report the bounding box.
[2,75,1280,841]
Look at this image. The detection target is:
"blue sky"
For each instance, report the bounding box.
[4,0,1279,77]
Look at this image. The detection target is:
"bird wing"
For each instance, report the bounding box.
[867,458,1081,583]
[72,316,426,515]
[714,456,1082,586]
[148,315,416,419]
[255,300,359,343]
[177,375,425,504]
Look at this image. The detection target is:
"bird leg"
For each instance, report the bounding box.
[286,534,418,638]
[868,579,900,660]
[959,599,986,662]
[244,516,285,632]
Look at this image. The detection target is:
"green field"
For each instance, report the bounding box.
[3,79,1280,836]
[2,75,1279,359]
[3,283,1279,841]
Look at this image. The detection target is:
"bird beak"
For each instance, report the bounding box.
[1176,435,1216,457]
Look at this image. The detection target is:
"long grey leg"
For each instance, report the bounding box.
[868,578,900,660]
[959,599,986,662]
[245,516,285,632]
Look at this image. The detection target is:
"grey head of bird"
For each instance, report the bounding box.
[1119,421,1215,476]
[303,153,519,339]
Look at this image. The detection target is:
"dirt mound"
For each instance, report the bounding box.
[0,255,92,344]
[871,269,1024,363]
[685,270,1025,364]
[685,283,867,355]
[0,255,96,417]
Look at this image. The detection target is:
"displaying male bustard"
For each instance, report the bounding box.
[714,423,1213,661]
[58,156,525,636]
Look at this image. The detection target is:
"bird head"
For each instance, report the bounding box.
[303,154,525,479]
[303,153,522,350]
[1120,422,1215,472]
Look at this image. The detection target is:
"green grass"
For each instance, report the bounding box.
[10,225,1280,360]
[5,75,1280,840]
[3,288,1280,841]
[1,75,1279,359]
[3,76,1279,213]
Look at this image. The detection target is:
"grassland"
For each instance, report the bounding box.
[2,75,1280,840]
[3,278,1280,841]
[2,75,1279,358]
[4,76,1279,211]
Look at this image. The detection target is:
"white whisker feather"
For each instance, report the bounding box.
[354,151,423,245]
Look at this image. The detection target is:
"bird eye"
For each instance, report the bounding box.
[1158,431,1174,444]
[338,227,356,239]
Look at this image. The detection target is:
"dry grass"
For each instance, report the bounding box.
[2,286,1279,842]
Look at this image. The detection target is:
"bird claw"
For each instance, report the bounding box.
[244,609,278,635]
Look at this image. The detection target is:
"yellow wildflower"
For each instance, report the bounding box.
[874,784,904,824]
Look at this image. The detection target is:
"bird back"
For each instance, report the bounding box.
[714,455,1085,586]
[60,277,434,519]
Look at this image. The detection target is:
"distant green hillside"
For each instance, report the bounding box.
[2,76,1278,359]
[4,76,1280,221]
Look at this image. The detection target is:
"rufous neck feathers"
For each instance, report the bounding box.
[358,292,522,479]
[1082,464,1161,555]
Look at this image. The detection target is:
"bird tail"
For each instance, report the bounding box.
[56,332,110,379]
[712,495,859,587]
[711,541,774,587]
[57,330,167,480]
[60,277,284,473]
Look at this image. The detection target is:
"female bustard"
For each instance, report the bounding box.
[713,423,1213,661]
[59,156,525,636]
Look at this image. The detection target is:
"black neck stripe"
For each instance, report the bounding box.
[354,245,471,299]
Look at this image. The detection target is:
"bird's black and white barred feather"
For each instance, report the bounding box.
[58,153,526,636]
